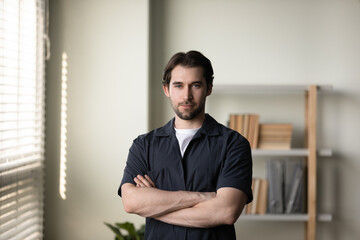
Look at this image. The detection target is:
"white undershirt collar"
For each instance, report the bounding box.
[174,127,200,157]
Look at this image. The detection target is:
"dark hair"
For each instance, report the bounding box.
[162,50,214,88]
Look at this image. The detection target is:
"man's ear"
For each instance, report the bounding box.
[163,84,170,97]
[206,84,213,96]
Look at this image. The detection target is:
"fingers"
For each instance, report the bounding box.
[144,174,155,187]
[134,174,155,188]
[137,175,151,187]
[133,176,143,187]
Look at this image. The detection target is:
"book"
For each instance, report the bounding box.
[258,140,292,150]
[228,113,260,149]
[267,159,284,214]
[266,158,306,215]
[258,124,293,150]
[285,159,305,213]
[252,115,260,149]
[236,114,244,135]
[244,177,267,215]
[243,114,250,139]
[256,178,268,215]
[229,114,237,131]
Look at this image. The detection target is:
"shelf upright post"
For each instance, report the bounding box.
[305,85,318,240]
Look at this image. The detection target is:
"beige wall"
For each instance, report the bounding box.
[45,0,148,239]
[45,0,360,239]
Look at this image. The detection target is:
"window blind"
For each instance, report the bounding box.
[0,0,46,239]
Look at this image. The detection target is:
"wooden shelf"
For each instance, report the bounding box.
[251,148,333,157]
[211,84,333,240]
[239,213,332,222]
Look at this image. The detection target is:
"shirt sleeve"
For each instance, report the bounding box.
[216,133,253,204]
[118,136,148,197]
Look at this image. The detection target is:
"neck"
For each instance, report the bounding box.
[174,113,206,129]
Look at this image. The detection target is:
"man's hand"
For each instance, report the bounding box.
[134,174,155,188]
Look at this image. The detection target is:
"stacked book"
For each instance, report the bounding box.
[258,124,293,150]
[243,178,268,215]
[229,114,260,149]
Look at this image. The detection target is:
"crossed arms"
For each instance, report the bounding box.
[121,174,248,228]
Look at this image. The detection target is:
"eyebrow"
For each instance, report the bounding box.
[172,81,204,85]
[172,81,183,85]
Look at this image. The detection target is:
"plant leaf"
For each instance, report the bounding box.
[116,222,139,239]
[104,222,125,240]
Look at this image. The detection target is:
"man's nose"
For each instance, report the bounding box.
[183,86,193,100]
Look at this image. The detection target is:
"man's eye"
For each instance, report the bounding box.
[193,84,201,88]
[174,85,182,88]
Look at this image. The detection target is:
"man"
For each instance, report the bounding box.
[119,50,253,239]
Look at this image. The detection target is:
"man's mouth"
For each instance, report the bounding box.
[180,103,194,109]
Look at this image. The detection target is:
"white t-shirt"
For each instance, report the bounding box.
[175,127,200,157]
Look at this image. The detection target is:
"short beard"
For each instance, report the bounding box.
[172,100,205,121]
[174,105,204,120]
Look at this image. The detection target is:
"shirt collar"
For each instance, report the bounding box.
[154,114,219,137]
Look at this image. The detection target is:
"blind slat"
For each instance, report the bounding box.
[0,133,43,142]
[0,195,43,227]
[0,155,43,171]
[0,163,42,186]
[0,198,42,229]
[13,228,43,240]
[0,124,44,133]
[0,177,42,201]
[0,161,42,177]
[23,232,43,240]
[0,216,43,239]
[0,193,42,220]
[0,147,44,157]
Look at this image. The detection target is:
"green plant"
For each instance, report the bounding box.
[104,221,145,240]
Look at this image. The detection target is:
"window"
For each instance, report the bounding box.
[0,0,46,239]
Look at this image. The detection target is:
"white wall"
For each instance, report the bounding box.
[150,0,360,240]
[45,0,360,239]
[45,0,148,239]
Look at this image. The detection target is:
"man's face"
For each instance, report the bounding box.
[163,65,212,121]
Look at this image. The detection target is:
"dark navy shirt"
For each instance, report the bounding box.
[119,114,253,240]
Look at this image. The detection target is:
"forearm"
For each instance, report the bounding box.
[155,197,237,228]
[121,183,214,218]
[155,188,247,228]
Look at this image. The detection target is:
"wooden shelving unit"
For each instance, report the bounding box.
[240,213,332,222]
[251,148,332,157]
[212,84,333,240]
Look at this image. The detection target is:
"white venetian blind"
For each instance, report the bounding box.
[0,0,46,239]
